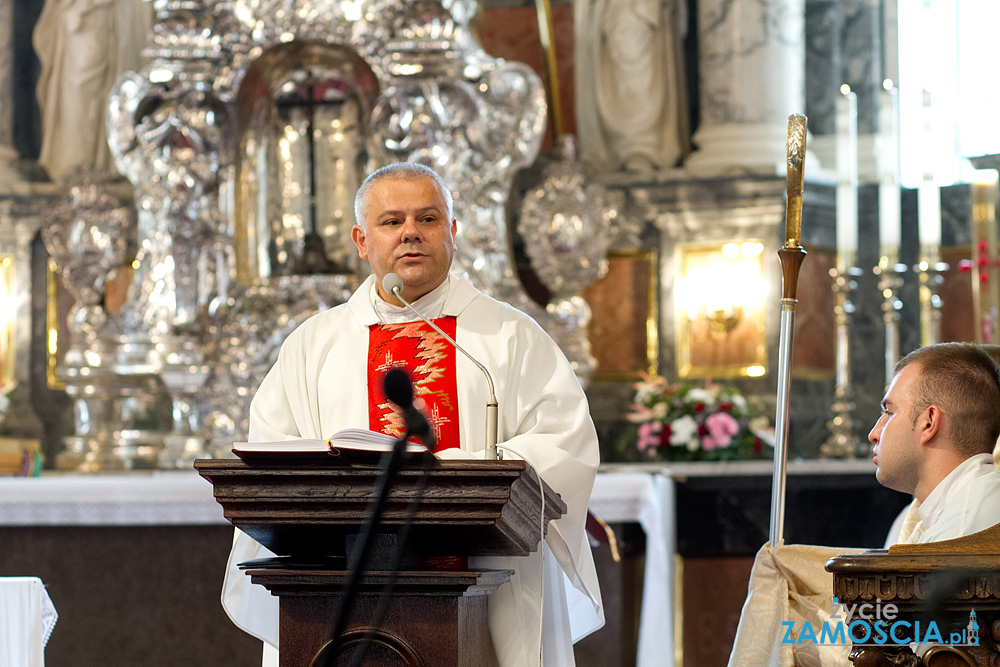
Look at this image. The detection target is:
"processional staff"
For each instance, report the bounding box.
[769,114,808,548]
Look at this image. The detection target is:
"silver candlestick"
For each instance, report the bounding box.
[915,245,948,347]
[873,248,906,387]
[821,260,861,459]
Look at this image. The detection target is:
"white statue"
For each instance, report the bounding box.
[32,0,152,179]
[574,0,689,172]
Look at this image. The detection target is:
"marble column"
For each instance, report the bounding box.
[684,0,806,176]
[803,0,841,141]
[805,0,884,182]
[0,0,19,180]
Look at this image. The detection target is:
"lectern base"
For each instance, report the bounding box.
[248,568,512,667]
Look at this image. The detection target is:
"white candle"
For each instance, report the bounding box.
[877,83,901,253]
[836,86,859,266]
[918,88,942,251]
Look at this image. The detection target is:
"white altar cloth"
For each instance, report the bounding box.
[0,577,58,667]
[589,471,676,667]
[0,471,225,525]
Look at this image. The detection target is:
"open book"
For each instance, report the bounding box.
[232,428,429,460]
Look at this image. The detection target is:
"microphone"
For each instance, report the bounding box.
[382,273,500,460]
[382,368,435,448]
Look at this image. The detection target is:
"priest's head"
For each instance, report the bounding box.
[351,162,458,306]
[868,342,1000,501]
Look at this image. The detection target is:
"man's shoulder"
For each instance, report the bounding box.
[972,457,1000,487]
[462,290,549,333]
[281,300,356,348]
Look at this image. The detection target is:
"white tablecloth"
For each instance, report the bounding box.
[589,472,676,667]
[0,471,225,525]
[0,577,58,667]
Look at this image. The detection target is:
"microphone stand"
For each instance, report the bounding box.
[312,430,433,667]
[345,447,434,667]
[388,283,501,460]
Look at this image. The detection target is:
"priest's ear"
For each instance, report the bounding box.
[351,224,369,259]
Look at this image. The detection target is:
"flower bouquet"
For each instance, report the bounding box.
[621,374,772,462]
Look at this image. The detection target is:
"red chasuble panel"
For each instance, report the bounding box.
[367,317,460,452]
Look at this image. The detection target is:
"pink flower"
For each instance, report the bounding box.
[705,412,740,449]
[637,422,662,452]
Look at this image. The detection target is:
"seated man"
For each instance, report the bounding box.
[221,161,604,667]
[729,343,1000,666]
[872,342,1000,545]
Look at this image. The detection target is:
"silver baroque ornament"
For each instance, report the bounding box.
[42,173,171,471]
[520,135,612,300]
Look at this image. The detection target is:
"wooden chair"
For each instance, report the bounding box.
[825,521,1000,667]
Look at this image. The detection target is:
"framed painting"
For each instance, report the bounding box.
[580,249,658,381]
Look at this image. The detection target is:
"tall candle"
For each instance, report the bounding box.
[918,88,942,252]
[877,83,901,253]
[836,86,859,267]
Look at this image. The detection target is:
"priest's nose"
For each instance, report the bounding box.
[400,219,422,243]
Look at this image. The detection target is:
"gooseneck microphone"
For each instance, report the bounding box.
[383,368,435,449]
[382,273,500,460]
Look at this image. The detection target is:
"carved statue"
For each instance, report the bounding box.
[32,0,152,179]
[574,0,690,172]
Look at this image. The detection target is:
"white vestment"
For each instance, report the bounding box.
[909,453,1000,544]
[885,453,1000,546]
[222,273,604,666]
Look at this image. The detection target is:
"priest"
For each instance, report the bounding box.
[221,161,604,666]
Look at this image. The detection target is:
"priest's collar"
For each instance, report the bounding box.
[370,275,452,324]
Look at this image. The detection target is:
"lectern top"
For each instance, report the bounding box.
[194,457,566,559]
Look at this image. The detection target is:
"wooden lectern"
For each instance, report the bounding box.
[195,456,565,666]
[826,522,1000,667]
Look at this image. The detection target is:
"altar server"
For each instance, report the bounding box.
[873,342,1000,545]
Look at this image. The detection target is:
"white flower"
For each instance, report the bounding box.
[729,394,747,412]
[0,394,8,414]
[749,417,775,447]
[686,388,716,407]
[634,383,660,404]
[669,415,698,448]
[651,402,668,419]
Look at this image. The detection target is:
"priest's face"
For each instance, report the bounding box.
[352,175,457,305]
[868,363,922,496]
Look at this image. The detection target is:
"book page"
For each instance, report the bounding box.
[232,430,428,459]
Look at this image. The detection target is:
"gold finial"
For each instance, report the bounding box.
[785,114,807,247]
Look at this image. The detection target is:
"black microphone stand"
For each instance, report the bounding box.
[344,446,434,667]
[311,430,435,667]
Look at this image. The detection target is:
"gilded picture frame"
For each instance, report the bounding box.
[580,248,659,382]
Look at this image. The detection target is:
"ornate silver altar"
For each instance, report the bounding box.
[40,0,611,469]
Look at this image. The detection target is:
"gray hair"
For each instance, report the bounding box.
[354,162,454,229]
